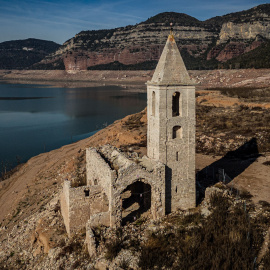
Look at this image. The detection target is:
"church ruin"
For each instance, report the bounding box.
[60,32,196,244]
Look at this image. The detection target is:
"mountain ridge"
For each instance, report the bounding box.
[36,3,269,70]
[1,4,270,70]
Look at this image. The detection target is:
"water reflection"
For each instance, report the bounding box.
[0,83,146,172]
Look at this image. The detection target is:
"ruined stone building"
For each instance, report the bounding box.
[61,146,165,236]
[60,32,196,243]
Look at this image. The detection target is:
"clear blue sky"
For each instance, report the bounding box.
[0,0,268,44]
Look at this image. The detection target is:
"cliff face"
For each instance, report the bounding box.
[37,4,270,70]
[217,21,270,44]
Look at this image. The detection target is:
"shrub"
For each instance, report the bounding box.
[259,200,270,211]
[209,192,230,210]
[262,245,270,268]
[138,193,264,269]
[179,212,204,226]
[239,189,253,200]
[105,239,123,261]
[119,257,131,270]
[263,161,270,166]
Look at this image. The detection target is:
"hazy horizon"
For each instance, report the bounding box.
[0,0,269,45]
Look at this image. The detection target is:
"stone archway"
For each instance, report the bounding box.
[121,181,151,225]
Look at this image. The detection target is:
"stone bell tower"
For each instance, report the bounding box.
[147,32,196,212]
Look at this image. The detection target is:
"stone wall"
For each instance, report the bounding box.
[87,145,166,227]
[86,148,117,209]
[60,180,109,236]
[68,185,91,236]
[165,86,196,211]
[60,181,70,234]
[147,84,196,212]
[110,155,166,226]
[85,221,96,257]
[147,85,161,161]
[89,212,111,228]
[61,145,167,237]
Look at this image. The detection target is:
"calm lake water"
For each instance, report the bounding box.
[0,82,146,173]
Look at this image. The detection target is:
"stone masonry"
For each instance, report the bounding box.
[147,33,196,212]
[61,145,165,236]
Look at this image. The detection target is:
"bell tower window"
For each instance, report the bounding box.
[173,126,182,139]
[152,91,156,116]
[172,92,181,117]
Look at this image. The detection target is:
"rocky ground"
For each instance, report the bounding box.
[0,69,270,269]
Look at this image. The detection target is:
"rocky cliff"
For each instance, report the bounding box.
[36,4,270,70]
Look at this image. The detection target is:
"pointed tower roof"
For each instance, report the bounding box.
[149,34,194,86]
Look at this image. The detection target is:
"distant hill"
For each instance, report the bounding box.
[0,38,61,69]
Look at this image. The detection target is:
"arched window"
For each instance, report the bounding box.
[172,92,181,117]
[152,91,156,116]
[173,126,182,139]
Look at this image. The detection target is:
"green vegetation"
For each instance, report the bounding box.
[87,60,158,70]
[73,29,116,50]
[213,86,270,100]
[32,58,65,70]
[180,48,219,70]
[205,4,270,26]
[86,55,219,71]
[0,38,60,69]
[223,40,270,69]
[142,12,201,26]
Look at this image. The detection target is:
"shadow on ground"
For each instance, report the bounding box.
[196,138,260,203]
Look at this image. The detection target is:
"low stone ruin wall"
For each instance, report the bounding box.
[60,180,109,236]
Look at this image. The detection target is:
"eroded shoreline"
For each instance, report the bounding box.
[1,69,270,89]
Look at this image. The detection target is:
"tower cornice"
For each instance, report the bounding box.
[146,81,196,86]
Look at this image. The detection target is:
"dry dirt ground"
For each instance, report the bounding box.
[0,69,269,246]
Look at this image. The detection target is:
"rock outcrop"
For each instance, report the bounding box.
[36,4,270,70]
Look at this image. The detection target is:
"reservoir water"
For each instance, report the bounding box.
[0,82,146,173]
